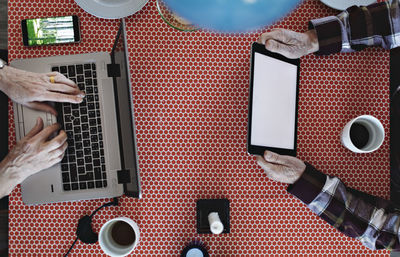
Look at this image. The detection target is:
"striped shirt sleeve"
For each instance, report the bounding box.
[309,0,400,55]
[288,163,400,251]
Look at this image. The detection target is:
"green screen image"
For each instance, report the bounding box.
[26,16,75,46]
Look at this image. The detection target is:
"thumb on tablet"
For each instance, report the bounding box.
[264,150,287,165]
[265,39,291,57]
[258,150,307,184]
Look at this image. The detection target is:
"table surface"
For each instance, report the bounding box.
[7,0,391,256]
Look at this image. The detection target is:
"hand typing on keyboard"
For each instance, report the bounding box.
[0,62,86,198]
[0,65,85,115]
[52,63,107,191]
[0,117,67,198]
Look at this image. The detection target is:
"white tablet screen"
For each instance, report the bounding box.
[251,52,298,149]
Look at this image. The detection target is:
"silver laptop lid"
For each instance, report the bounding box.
[108,19,141,198]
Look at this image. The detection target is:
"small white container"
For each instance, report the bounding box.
[340,115,384,153]
[99,217,140,257]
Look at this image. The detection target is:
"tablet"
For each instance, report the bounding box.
[247,42,300,156]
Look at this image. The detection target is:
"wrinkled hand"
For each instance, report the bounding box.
[0,118,67,197]
[256,150,306,184]
[258,29,319,59]
[0,65,85,115]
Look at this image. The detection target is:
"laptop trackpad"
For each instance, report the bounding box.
[22,106,51,137]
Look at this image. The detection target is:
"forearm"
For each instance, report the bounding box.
[0,65,28,97]
[310,1,399,55]
[0,157,20,199]
[304,29,319,54]
[0,62,9,94]
[288,163,400,251]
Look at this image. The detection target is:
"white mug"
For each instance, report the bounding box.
[340,115,384,153]
[99,217,140,257]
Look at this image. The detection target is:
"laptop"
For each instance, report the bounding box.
[11,19,141,205]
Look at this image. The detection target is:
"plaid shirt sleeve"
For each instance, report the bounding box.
[287,163,400,251]
[310,1,400,55]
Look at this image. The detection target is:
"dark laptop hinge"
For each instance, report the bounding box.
[117,169,131,184]
[107,63,121,78]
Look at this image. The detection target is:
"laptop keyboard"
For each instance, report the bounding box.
[52,63,107,191]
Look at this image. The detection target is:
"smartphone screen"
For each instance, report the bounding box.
[21,16,80,46]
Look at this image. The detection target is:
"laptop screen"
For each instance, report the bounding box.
[110,19,141,198]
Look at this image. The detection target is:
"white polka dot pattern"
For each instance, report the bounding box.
[7,0,390,256]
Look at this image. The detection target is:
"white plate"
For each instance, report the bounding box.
[75,0,149,19]
[320,0,376,10]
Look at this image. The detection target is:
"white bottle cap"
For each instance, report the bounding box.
[208,212,224,234]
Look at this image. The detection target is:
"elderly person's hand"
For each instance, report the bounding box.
[0,65,85,115]
[0,118,67,198]
[256,150,306,184]
[258,29,319,59]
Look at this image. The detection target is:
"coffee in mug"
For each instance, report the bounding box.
[341,115,384,153]
[349,122,370,149]
[99,217,140,257]
[111,221,136,246]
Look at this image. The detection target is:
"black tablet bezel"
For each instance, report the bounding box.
[21,19,29,46]
[72,15,81,43]
[247,42,300,156]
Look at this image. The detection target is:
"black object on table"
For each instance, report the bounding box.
[196,199,230,234]
[181,241,209,257]
[390,47,400,205]
[0,49,8,208]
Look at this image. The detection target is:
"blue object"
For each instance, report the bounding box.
[181,241,209,257]
[163,0,302,32]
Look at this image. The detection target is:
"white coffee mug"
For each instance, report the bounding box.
[340,115,384,153]
[99,217,140,257]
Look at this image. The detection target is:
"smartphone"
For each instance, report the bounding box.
[21,15,80,47]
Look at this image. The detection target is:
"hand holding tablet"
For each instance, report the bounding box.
[247,42,300,156]
[256,150,306,184]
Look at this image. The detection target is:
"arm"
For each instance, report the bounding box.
[258,1,399,58]
[310,1,399,55]
[257,151,400,251]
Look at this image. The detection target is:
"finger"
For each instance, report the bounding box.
[48,140,68,159]
[25,101,57,116]
[24,117,44,138]
[263,150,289,165]
[259,32,271,45]
[257,34,264,44]
[265,39,294,58]
[47,153,65,168]
[48,83,82,94]
[38,91,84,104]
[259,29,291,45]
[46,72,77,88]
[258,29,286,44]
[43,130,67,152]
[31,123,61,143]
[256,155,282,177]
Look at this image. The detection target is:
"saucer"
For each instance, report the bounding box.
[75,0,149,19]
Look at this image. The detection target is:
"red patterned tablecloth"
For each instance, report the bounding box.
[7,0,391,256]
